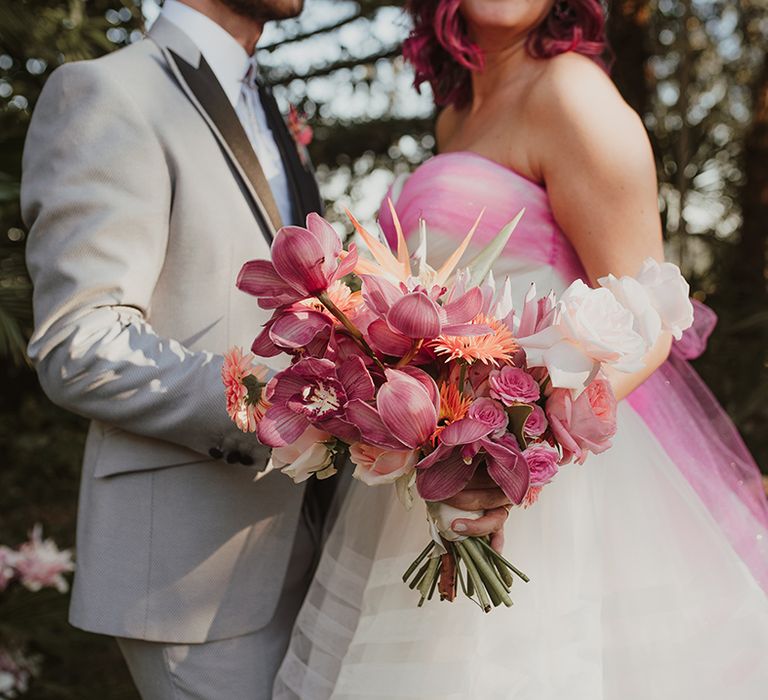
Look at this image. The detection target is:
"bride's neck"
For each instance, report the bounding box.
[468,30,531,110]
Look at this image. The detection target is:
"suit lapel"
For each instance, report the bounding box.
[148,18,281,242]
[257,84,324,219]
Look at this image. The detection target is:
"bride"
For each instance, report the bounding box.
[274,1,768,697]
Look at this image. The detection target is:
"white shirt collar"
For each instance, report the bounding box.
[161,0,251,107]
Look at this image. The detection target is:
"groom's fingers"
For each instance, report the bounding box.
[451,506,509,537]
[443,487,510,511]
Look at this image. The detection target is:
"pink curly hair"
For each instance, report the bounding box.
[403,0,610,108]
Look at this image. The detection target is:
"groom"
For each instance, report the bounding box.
[22,0,513,697]
[21,0,324,697]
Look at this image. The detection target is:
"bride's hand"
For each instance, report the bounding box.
[442,471,511,552]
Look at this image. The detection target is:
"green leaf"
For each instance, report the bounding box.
[506,403,534,450]
[242,374,265,405]
[466,208,525,287]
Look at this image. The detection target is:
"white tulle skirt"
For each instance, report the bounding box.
[273,401,768,699]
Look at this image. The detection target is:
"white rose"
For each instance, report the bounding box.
[635,258,694,340]
[597,272,662,346]
[270,426,335,483]
[520,280,647,391]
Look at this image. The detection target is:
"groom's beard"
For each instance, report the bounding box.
[219,0,304,21]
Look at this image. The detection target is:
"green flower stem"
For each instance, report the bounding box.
[417,555,440,602]
[317,291,385,371]
[409,560,433,590]
[464,538,513,608]
[396,339,423,368]
[402,541,435,583]
[459,362,468,396]
[477,538,530,583]
[456,541,492,612]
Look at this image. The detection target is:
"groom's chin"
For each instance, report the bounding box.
[221,0,305,22]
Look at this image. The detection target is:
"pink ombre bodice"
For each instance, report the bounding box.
[380,150,768,594]
[379,151,585,290]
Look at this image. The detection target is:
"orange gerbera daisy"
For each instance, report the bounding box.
[301,279,363,321]
[431,382,473,444]
[222,347,269,433]
[431,314,520,366]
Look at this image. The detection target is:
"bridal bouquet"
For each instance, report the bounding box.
[224,207,693,612]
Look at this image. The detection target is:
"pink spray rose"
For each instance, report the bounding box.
[522,442,560,486]
[524,405,548,437]
[546,379,617,465]
[349,443,419,486]
[468,397,508,434]
[489,366,540,405]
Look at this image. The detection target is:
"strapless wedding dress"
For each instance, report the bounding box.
[273,152,768,699]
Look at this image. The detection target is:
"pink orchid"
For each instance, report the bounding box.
[362,275,490,354]
[346,367,440,450]
[237,213,358,308]
[415,418,530,505]
[257,356,373,447]
[12,525,74,594]
[251,307,334,358]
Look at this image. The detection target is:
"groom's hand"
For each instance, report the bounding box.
[443,471,511,553]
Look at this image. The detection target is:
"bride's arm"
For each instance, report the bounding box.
[529,53,673,401]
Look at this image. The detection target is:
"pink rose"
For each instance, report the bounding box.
[468,397,508,433]
[522,442,560,486]
[545,379,617,465]
[524,405,548,437]
[350,443,419,486]
[489,366,540,405]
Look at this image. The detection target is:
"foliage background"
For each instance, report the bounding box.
[0,0,766,696]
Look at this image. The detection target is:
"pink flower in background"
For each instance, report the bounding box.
[468,397,508,434]
[524,405,548,437]
[546,379,617,465]
[523,442,560,486]
[489,366,540,405]
[222,347,268,432]
[13,525,74,594]
[350,443,419,486]
[0,546,16,592]
[288,104,313,147]
[237,214,358,307]
[0,646,38,698]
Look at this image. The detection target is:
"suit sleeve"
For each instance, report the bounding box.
[22,61,266,462]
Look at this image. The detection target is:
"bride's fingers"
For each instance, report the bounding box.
[490,529,505,554]
[443,488,510,511]
[452,506,508,537]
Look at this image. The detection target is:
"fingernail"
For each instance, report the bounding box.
[452,521,467,533]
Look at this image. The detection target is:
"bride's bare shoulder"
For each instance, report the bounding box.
[525,51,652,172]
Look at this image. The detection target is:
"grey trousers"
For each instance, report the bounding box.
[116,516,315,700]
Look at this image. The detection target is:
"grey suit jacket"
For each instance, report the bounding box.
[21,18,321,643]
